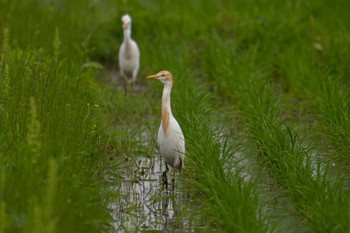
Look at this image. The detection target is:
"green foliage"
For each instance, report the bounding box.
[185,107,267,232]
[2,0,350,232]
[0,1,113,232]
[195,1,350,230]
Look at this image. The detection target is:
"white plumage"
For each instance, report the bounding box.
[118,14,140,90]
[147,70,185,188]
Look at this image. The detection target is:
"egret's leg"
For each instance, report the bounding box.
[131,69,138,91]
[171,169,176,191]
[162,162,169,189]
[121,76,128,95]
[124,84,127,94]
[165,162,169,172]
[119,71,128,95]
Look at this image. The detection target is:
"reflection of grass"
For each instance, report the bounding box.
[2,0,350,232]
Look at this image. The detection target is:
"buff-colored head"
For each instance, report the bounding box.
[146,70,174,86]
[121,14,132,29]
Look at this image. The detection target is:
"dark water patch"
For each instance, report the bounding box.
[109,156,203,232]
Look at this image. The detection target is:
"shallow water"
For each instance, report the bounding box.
[109,156,200,232]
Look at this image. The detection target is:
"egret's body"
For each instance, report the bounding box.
[118,14,140,91]
[147,71,185,188]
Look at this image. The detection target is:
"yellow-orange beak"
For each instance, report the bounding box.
[146,74,157,79]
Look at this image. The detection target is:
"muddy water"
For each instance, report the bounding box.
[109,156,200,232]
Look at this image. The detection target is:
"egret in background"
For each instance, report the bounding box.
[147,70,185,189]
[118,14,140,93]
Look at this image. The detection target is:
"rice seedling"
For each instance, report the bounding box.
[2,0,350,232]
[0,1,119,232]
[202,31,350,231]
[177,91,268,233]
[279,45,350,173]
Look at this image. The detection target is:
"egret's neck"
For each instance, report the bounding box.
[161,83,173,135]
[161,83,173,114]
[123,28,132,44]
[123,28,132,59]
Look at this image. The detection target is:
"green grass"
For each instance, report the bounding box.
[179,91,268,233]
[1,0,350,232]
[0,1,115,232]
[281,45,350,172]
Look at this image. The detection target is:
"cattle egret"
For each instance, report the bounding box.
[147,70,185,189]
[118,14,140,93]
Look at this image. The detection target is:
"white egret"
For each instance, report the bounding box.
[118,14,140,93]
[147,70,185,189]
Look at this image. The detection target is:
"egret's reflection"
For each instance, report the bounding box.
[110,155,190,232]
